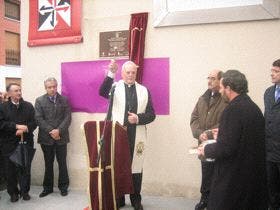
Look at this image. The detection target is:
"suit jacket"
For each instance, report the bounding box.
[190,89,228,141]
[99,76,155,156]
[204,94,267,210]
[0,98,37,155]
[264,85,280,162]
[35,93,71,145]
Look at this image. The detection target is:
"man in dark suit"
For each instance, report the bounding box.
[99,60,155,210]
[264,59,280,210]
[35,77,71,198]
[198,70,267,210]
[190,69,227,210]
[0,83,37,202]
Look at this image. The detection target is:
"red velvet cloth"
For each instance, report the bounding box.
[84,121,100,210]
[128,12,148,84]
[84,121,133,210]
[114,122,134,197]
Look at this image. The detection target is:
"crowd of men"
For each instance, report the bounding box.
[0,61,155,210]
[0,78,71,202]
[1,58,280,210]
[192,59,280,210]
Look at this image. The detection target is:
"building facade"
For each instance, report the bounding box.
[20,0,279,198]
[0,0,21,91]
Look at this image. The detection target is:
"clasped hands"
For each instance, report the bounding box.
[16,124,28,136]
[49,129,61,140]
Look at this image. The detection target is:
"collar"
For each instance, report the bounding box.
[125,83,135,88]
[202,89,220,99]
[9,98,23,104]
[8,98,23,108]
[11,100,19,105]
[48,94,57,98]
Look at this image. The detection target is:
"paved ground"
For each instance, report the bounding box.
[0,186,197,210]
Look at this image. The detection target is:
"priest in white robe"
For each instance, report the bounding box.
[99,60,156,210]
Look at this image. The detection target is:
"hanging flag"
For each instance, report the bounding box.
[28,0,82,47]
[129,13,148,84]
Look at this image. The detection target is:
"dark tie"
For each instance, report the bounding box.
[50,96,55,103]
[275,86,280,102]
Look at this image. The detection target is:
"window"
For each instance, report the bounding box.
[5,31,20,66]
[153,0,280,27]
[6,78,21,87]
[5,0,20,21]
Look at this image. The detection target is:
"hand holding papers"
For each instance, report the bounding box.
[199,140,216,162]
[189,140,216,162]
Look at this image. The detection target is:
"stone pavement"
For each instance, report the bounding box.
[0,186,197,210]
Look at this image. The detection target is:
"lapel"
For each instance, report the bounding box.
[209,95,219,108]
[209,91,221,108]
[269,86,280,106]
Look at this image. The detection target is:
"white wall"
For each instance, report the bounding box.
[21,0,278,198]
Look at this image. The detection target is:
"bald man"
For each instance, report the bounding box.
[190,70,228,210]
[99,60,155,210]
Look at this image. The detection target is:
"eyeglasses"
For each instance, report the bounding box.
[207,77,217,81]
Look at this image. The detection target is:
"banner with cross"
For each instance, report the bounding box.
[28,0,82,47]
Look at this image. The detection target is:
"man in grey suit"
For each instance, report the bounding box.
[35,77,71,197]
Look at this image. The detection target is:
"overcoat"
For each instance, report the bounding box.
[205,94,268,210]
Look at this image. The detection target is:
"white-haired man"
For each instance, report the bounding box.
[99,60,156,210]
[35,77,71,198]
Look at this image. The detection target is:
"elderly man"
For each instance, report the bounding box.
[190,69,227,210]
[35,77,71,198]
[264,59,280,210]
[0,83,36,202]
[198,70,267,210]
[99,60,155,210]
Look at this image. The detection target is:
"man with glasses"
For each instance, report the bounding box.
[190,69,227,210]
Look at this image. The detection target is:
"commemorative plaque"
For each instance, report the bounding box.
[99,30,129,58]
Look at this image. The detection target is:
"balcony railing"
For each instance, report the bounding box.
[6,49,21,65]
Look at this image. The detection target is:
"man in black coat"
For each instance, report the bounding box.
[264,59,280,210]
[99,60,155,210]
[198,70,267,210]
[35,77,71,198]
[0,83,37,202]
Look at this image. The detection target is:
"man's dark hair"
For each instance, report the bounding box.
[272,59,280,68]
[6,83,20,92]
[221,70,248,94]
[217,71,223,80]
